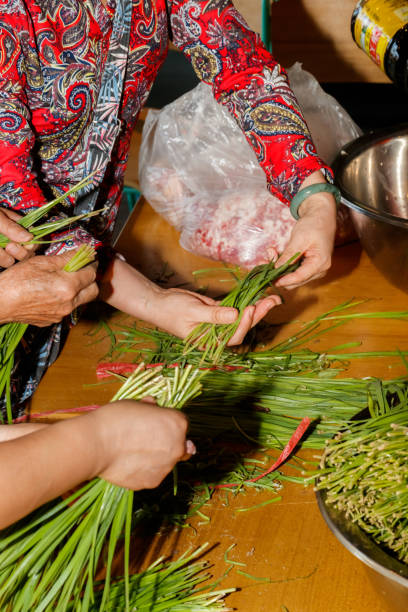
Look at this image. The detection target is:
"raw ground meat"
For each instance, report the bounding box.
[139,71,360,268]
[180,188,296,268]
[143,169,356,268]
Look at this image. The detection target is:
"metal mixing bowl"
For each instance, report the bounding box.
[333,125,408,292]
[316,489,408,612]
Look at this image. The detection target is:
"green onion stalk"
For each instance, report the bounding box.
[0,364,204,611]
[0,244,96,424]
[311,406,408,564]
[183,254,300,364]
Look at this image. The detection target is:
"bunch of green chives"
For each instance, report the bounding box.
[183,254,300,363]
[112,299,408,373]
[112,323,333,373]
[0,173,103,423]
[312,407,408,564]
[83,545,234,611]
[187,370,408,449]
[0,244,96,424]
[99,300,408,451]
[0,174,99,249]
[0,364,204,611]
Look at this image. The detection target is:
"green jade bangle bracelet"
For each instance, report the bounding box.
[289,183,342,220]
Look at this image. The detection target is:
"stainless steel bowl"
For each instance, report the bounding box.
[316,489,408,612]
[333,125,408,292]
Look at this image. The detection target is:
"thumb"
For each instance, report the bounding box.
[266,246,279,262]
[0,214,32,242]
[195,304,238,325]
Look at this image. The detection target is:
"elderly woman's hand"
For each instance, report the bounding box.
[0,208,35,268]
[274,172,337,290]
[0,253,99,326]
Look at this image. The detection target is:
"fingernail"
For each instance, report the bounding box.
[267,248,278,262]
[185,439,196,455]
[222,308,237,324]
[5,243,23,257]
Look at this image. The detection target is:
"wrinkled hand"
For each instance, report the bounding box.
[0,208,35,268]
[0,252,99,326]
[150,287,282,346]
[275,175,337,290]
[95,400,194,490]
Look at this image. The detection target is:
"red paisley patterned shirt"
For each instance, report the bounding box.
[0,0,332,243]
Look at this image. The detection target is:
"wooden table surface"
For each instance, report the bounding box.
[30,132,408,611]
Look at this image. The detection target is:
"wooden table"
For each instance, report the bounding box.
[31,144,407,612]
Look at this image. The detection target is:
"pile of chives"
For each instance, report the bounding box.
[0,365,205,611]
[313,407,408,564]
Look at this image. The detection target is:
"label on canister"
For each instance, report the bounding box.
[353,0,408,70]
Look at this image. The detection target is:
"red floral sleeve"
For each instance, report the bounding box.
[168,0,333,205]
[0,14,48,212]
[0,10,100,252]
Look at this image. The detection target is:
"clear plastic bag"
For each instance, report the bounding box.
[139,63,361,268]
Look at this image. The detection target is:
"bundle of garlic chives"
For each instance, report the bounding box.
[101,302,408,449]
[85,544,234,611]
[183,254,300,364]
[0,244,96,424]
[0,174,97,248]
[312,407,408,564]
[0,364,204,611]
[187,370,408,449]
[110,298,408,372]
[113,323,332,373]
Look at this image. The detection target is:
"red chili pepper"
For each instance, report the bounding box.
[96,362,140,379]
[205,416,311,489]
[145,362,180,369]
[12,414,28,424]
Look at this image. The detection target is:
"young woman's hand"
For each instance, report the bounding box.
[101,256,282,346]
[149,287,282,345]
[275,172,337,290]
[0,401,195,528]
[0,208,35,268]
[94,400,194,489]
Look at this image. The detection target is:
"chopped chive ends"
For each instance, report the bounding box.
[313,406,408,564]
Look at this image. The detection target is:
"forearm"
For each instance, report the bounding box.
[168,0,332,204]
[99,255,164,324]
[0,423,47,442]
[0,416,103,529]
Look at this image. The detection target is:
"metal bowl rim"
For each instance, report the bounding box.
[316,488,408,587]
[333,123,408,229]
